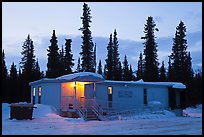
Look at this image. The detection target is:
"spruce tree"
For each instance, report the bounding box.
[105,34,114,80]
[112,29,120,80]
[129,65,134,81]
[118,61,122,81]
[77,57,81,72]
[34,59,42,80]
[167,56,174,81]
[59,45,65,75]
[170,21,188,83]
[193,70,202,105]
[170,21,193,107]
[136,52,144,80]
[122,55,130,81]
[64,39,74,74]
[159,61,167,81]
[185,52,194,106]
[17,67,24,102]
[97,59,102,75]
[46,30,60,78]
[9,62,18,103]
[141,16,159,82]
[2,50,8,102]
[79,3,95,72]
[20,34,36,102]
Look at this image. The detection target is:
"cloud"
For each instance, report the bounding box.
[2,31,202,73]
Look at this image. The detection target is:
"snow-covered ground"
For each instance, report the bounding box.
[2,103,202,135]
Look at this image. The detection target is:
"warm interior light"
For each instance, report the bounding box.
[33,88,36,96]
[38,87,42,96]
[108,86,112,94]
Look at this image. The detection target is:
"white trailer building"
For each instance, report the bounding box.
[29,72,186,120]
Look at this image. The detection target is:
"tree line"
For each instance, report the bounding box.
[2,3,202,107]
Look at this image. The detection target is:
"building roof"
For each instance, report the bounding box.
[29,72,104,85]
[103,79,186,89]
[56,72,105,82]
[29,73,185,89]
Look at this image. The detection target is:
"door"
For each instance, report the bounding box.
[84,84,94,108]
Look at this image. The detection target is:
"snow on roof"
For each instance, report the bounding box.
[103,79,186,89]
[56,72,105,82]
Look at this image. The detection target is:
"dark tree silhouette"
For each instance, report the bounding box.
[170,21,194,107]
[77,57,81,72]
[122,55,130,81]
[167,56,174,82]
[9,62,18,103]
[159,61,167,81]
[112,29,120,80]
[97,59,103,75]
[105,34,114,80]
[46,30,60,78]
[136,52,144,80]
[79,3,95,72]
[141,16,159,82]
[2,50,9,102]
[64,39,74,74]
[20,34,36,102]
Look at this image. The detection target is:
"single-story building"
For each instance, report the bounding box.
[29,72,186,120]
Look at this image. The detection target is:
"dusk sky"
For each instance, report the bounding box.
[2,2,202,73]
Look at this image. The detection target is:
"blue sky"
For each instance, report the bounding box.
[2,2,202,73]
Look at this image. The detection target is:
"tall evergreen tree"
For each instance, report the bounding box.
[185,52,194,106]
[9,62,18,103]
[34,59,42,80]
[46,30,60,78]
[64,39,74,74]
[136,52,144,80]
[2,50,8,102]
[77,57,81,72]
[193,70,202,105]
[105,34,114,80]
[112,29,120,80]
[129,65,134,81]
[97,59,103,75]
[17,67,24,102]
[79,3,95,72]
[170,21,188,83]
[20,34,36,102]
[141,16,159,82]
[170,21,193,107]
[167,56,174,81]
[118,61,122,81]
[122,55,130,81]
[59,45,65,75]
[159,61,167,81]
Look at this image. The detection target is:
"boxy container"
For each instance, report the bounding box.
[9,103,37,120]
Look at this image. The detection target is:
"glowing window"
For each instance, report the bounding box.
[108,86,112,94]
[33,88,36,96]
[38,87,42,96]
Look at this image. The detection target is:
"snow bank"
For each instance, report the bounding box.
[183,104,202,118]
[118,110,176,120]
[33,104,59,118]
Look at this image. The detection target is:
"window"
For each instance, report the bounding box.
[33,88,36,96]
[38,87,42,104]
[108,86,112,108]
[144,88,147,105]
[33,87,36,104]
[108,86,112,95]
